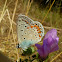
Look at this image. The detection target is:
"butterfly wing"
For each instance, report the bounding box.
[17,14,44,50]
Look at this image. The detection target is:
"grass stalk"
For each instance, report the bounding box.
[0,0,7,23]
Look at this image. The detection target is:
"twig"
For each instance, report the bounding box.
[50,52,62,62]
[0,0,7,23]
[42,0,55,24]
[25,0,33,16]
[6,0,13,8]
[10,0,19,62]
[44,26,62,31]
[6,9,16,25]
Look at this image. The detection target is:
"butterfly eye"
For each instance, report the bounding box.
[17,43,19,48]
[24,38,25,39]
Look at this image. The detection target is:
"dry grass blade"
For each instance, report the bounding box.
[25,0,33,16]
[9,0,19,61]
[8,0,18,36]
[42,0,55,24]
[0,9,7,21]
[6,0,13,8]
[0,0,61,62]
[0,9,16,26]
[4,0,19,61]
[50,52,62,62]
[0,9,16,36]
[44,26,62,31]
[0,0,7,23]
[25,0,30,16]
[2,18,9,28]
[6,9,16,25]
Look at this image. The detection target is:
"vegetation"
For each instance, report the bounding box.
[0,0,62,62]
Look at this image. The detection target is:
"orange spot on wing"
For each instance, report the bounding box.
[31,25,33,28]
[38,29,40,31]
[34,25,40,30]
[34,25,40,31]
[36,26,40,30]
[39,35,41,37]
[27,27,29,29]
[37,30,38,31]
[26,22,28,24]
[34,25,37,27]
[38,31,41,33]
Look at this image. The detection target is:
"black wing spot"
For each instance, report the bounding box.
[19,25,20,26]
[25,26,27,27]
[21,30,23,31]
[36,24,37,25]
[19,20,21,22]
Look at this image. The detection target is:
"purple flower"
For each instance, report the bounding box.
[35,29,59,59]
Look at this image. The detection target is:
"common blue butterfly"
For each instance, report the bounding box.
[17,14,44,50]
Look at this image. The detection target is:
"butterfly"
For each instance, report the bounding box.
[17,14,44,50]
